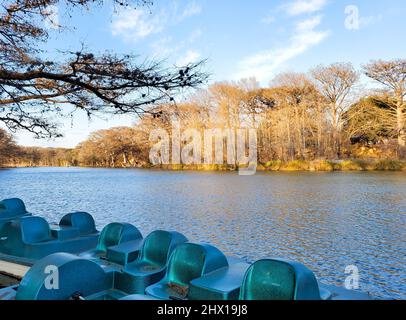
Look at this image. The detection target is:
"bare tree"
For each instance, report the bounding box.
[363,60,406,151]
[270,73,324,159]
[311,63,359,158]
[0,0,207,138]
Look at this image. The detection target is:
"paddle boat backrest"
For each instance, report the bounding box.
[239,259,321,300]
[0,198,28,218]
[1,216,52,246]
[20,217,52,244]
[166,243,229,287]
[139,230,188,267]
[0,217,53,258]
[59,212,97,236]
[96,222,142,253]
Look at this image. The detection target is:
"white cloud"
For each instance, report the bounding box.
[235,16,330,82]
[283,0,327,16]
[111,8,166,42]
[111,2,202,43]
[261,14,276,25]
[150,36,176,57]
[176,50,201,66]
[150,29,202,60]
[180,1,202,20]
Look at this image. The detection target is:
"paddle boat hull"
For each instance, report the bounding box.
[0,198,372,300]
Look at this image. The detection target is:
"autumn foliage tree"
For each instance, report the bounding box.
[0,128,20,164]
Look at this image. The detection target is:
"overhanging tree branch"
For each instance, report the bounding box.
[0,0,208,138]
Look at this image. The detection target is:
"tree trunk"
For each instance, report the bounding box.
[397,103,405,147]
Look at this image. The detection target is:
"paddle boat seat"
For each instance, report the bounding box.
[0,198,31,234]
[0,214,99,265]
[59,211,97,236]
[115,230,188,294]
[80,222,143,265]
[124,243,229,300]
[0,251,369,300]
[189,261,251,300]
[238,258,332,300]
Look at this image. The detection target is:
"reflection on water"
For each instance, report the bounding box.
[0,167,405,299]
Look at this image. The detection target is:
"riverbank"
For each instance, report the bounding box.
[2,159,406,171]
[156,159,406,171]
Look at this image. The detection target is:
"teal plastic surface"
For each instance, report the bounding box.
[0,198,371,301]
[0,214,98,264]
[16,253,112,300]
[97,222,142,252]
[59,212,97,236]
[80,222,142,261]
[115,230,188,294]
[189,262,250,300]
[144,243,229,300]
[239,259,322,300]
[0,198,28,217]
[106,239,144,265]
[0,198,31,234]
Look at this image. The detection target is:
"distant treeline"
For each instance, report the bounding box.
[1,61,406,170]
[0,131,76,167]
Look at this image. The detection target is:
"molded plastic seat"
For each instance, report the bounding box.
[0,198,28,217]
[20,216,52,243]
[143,243,229,300]
[59,212,97,236]
[239,259,322,300]
[0,216,99,264]
[98,223,142,252]
[115,230,188,294]
[80,222,142,261]
[0,198,31,234]
[0,217,53,258]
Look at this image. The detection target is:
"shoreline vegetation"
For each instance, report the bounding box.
[1,159,406,172]
[0,2,405,176]
[2,61,406,172]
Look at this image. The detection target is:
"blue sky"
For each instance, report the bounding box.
[15,0,406,147]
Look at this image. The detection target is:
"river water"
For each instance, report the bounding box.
[0,167,405,299]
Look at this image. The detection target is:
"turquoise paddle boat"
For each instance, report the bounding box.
[0,241,371,300]
[0,198,372,300]
[79,222,144,265]
[0,214,99,265]
[0,199,31,235]
[0,198,148,266]
[1,232,190,300]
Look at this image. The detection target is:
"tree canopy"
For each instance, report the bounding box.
[0,0,207,138]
